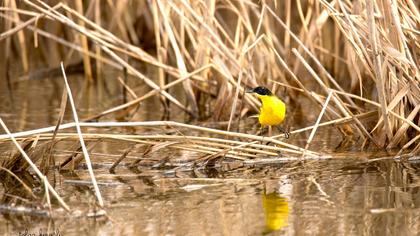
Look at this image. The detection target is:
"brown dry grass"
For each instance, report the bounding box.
[0,0,419,211]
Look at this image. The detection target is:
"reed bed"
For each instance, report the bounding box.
[0,0,419,211]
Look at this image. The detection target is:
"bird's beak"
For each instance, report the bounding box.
[246,88,254,93]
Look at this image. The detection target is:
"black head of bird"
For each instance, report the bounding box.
[249,86,273,96]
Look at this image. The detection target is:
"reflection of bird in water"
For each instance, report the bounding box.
[262,191,289,232]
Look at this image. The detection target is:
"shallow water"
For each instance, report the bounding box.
[1,157,419,235]
[0,68,419,235]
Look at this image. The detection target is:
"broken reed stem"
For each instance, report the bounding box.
[60,62,104,208]
[304,91,333,151]
[0,118,70,211]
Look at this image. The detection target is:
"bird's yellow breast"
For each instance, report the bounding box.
[257,95,286,126]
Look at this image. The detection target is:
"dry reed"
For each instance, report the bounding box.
[0,0,419,211]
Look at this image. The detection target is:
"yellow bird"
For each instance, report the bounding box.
[248,86,288,138]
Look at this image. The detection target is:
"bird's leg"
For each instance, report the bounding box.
[274,126,288,157]
[257,126,274,145]
[257,125,269,145]
[268,126,273,137]
[276,126,290,139]
[258,125,265,144]
[256,125,266,136]
[256,126,264,136]
[265,126,273,146]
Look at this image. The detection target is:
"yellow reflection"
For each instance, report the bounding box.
[262,191,289,232]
